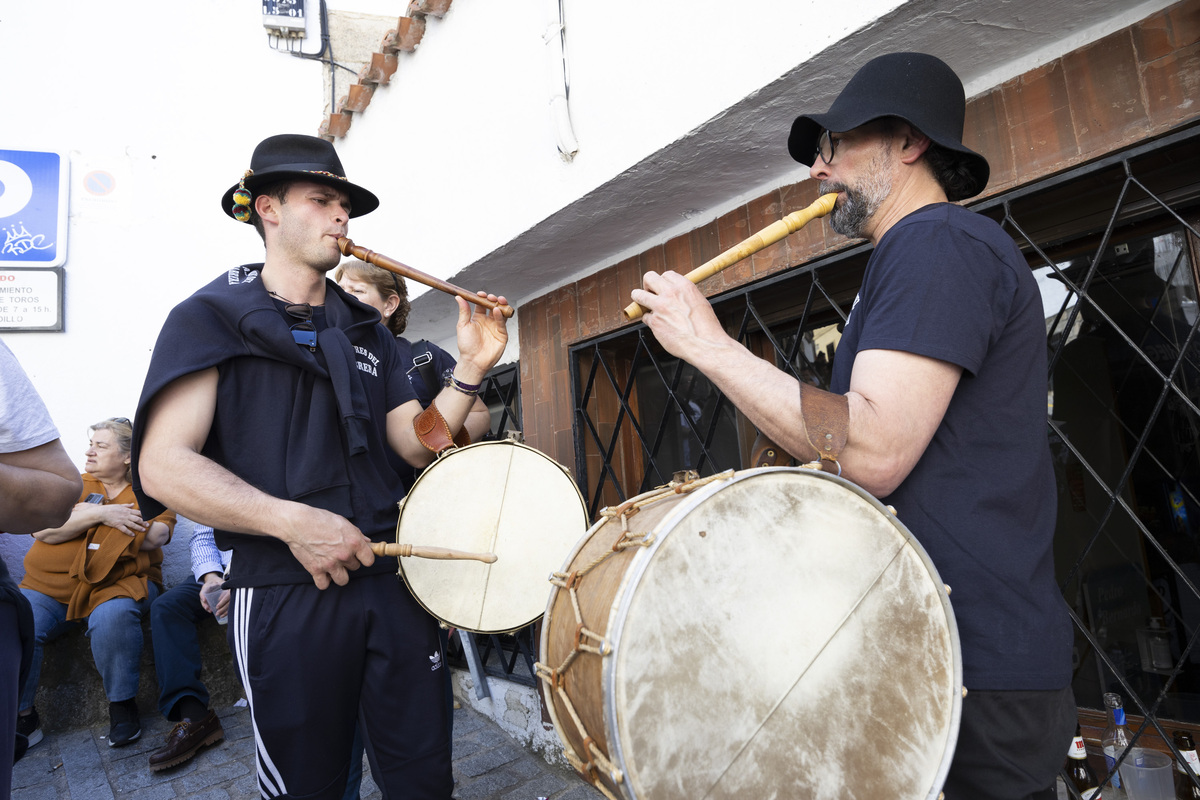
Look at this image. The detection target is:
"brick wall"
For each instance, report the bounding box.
[517,0,1200,475]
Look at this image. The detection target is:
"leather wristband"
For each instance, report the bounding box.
[414,403,472,454]
[800,382,849,473]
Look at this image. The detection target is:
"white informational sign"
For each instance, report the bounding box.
[0,149,69,267]
[0,268,64,331]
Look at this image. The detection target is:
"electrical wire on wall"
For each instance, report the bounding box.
[266,0,359,115]
[544,0,579,160]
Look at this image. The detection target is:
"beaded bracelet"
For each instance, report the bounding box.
[444,373,481,396]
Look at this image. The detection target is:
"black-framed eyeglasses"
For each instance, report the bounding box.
[815,130,841,165]
[285,303,318,351]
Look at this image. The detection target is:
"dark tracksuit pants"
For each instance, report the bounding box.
[230,572,451,800]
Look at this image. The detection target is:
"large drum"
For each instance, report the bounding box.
[395,437,589,634]
[537,467,961,800]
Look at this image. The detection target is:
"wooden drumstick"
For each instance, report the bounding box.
[370,542,498,564]
[622,192,838,320]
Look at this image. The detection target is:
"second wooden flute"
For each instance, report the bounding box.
[622,192,838,321]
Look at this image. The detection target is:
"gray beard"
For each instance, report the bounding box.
[820,149,894,239]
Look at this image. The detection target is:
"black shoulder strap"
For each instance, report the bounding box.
[411,340,440,403]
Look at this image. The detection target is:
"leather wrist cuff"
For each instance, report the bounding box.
[414,403,471,454]
[800,382,849,472]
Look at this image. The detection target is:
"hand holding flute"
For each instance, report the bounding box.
[628,192,837,367]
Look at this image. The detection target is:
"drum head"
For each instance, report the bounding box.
[398,440,589,634]
[606,468,960,800]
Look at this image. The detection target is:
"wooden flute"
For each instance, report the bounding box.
[338,237,515,319]
[622,192,838,321]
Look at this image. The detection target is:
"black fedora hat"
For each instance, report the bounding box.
[221,134,380,222]
[787,52,989,201]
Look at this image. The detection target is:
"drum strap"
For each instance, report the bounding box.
[749,431,791,467]
[410,340,440,402]
[800,382,849,472]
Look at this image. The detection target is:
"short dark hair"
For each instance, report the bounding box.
[250,180,293,241]
[876,118,979,200]
[921,142,980,201]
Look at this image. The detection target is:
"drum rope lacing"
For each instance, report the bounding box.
[535,470,735,797]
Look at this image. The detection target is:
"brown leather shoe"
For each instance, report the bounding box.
[148,710,225,771]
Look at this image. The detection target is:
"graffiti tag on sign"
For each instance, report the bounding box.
[0,150,69,267]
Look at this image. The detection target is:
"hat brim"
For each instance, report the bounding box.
[221,169,380,221]
[787,111,990,202]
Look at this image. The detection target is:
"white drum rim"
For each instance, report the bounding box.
[398,438,588,634]
[601,466,962,800]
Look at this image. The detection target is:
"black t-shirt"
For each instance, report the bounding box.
[830,203,1071,690]
[133,269,417,587]
[389,338,459,489]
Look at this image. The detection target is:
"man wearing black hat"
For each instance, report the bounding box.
[130,134,509,798]
[631,53,1074,798]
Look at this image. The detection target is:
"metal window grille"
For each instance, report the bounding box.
[571,124,1200,790]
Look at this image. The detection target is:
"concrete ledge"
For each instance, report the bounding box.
[32,612,242,732]
[449,669,572,772]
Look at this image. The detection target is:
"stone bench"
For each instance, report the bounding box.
[31,608,242,733]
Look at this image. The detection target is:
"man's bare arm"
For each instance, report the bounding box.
[138,368,375,589]
[632,270,961,497]
[0,439,82,535]
[464,395,492,443]
[388,295,509,466]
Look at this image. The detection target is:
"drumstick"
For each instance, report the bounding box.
[622,192,838,320]
[370,542,498,564]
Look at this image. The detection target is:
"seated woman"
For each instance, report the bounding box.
[16,417,175,749]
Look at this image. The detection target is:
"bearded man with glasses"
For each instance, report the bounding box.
[131,134,509,799]
[630,53,1075,799]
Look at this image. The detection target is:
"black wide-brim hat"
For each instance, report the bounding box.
[787,52,989,201]
[221,134,380,221]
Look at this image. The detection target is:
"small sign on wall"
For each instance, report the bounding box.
[0,267,64,331]
[0,149,69,267]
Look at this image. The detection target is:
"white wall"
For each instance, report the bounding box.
[340,0,903,306]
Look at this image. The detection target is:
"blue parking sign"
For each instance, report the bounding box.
[0,149,69,267]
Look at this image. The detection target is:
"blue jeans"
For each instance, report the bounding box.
[18,584,159,712]
[150,579,213,719]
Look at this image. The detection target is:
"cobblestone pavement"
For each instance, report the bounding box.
[11,701,604,800]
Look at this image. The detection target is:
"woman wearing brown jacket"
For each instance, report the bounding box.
[16,417,175,749]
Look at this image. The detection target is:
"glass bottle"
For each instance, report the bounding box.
[1067,724,1104,799]
[1175,730,1200,800]
[1102,692,1131,800]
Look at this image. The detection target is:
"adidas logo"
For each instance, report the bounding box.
[429,650,443,672]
